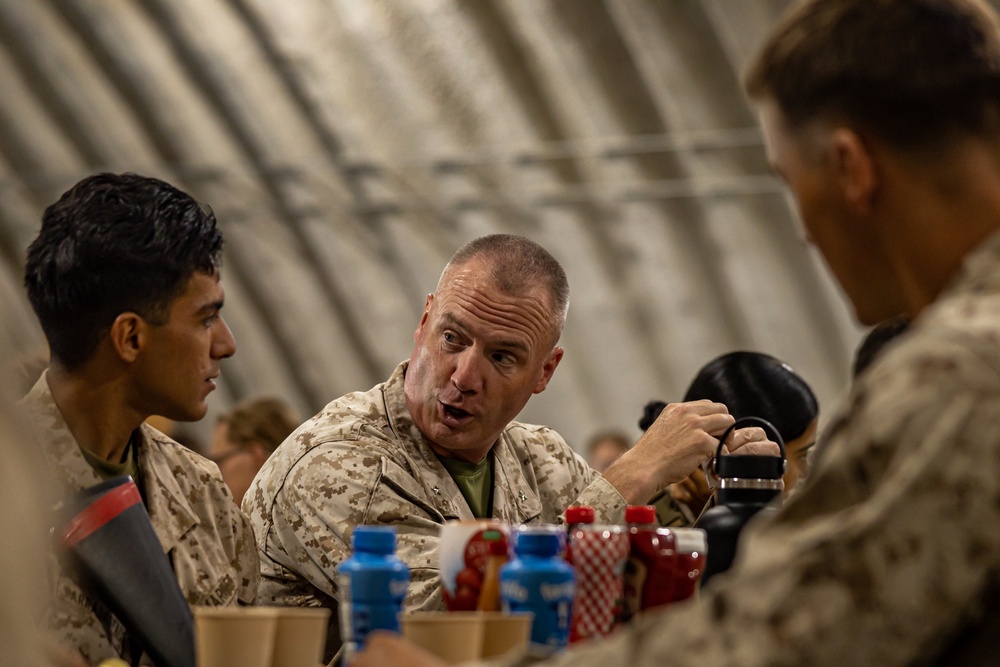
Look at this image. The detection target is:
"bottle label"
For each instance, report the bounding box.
[335,563,409,654]
[439,521,510,611]
[622,556,648,620]
[501,569,574,652]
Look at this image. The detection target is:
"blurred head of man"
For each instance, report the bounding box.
[403,234,568,463]
[210,397,300,504]
[746,0,1000,325]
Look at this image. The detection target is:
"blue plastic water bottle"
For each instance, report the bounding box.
[500,525,575,653]
[335,526,410,660]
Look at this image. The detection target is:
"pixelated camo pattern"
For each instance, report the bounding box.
[20,374,259,665]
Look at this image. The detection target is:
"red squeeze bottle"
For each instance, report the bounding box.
[565,506,595,563]
[568,524,629,643]
[621,505,658,623]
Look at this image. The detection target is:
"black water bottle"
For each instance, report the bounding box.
[698,417,785,588]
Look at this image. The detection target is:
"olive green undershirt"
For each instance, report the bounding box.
[438,452,495,519]
[80,437,140,482]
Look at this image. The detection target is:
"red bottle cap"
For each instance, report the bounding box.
[566,506,595,525]
[625,505,656,524]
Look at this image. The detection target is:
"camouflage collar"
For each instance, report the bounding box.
[937,228,1000,302]
[136,424,200,553]
[383,362,468,519]
[21,371,199,554]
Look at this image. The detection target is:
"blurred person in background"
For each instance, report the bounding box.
[209,396,300,504]
[584,429,631,473]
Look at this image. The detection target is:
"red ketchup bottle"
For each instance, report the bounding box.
[622,505,660,622]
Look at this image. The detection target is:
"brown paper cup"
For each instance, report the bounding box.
[193,606,277,667]
[271,607,331,667]
[480,612,532,659]
[401,612,485,664]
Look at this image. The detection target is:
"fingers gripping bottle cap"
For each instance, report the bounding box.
[699,417,785,588]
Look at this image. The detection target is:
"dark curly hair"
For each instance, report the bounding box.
[24,172,223,369]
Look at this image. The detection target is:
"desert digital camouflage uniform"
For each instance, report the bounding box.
[244,361,628,660]
[21,372,259,666]
[481,232,1000,667]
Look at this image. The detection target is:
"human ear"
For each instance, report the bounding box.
[414,294,434,341]
[533,346,564,394]
[831,128,878,215]
[109,313,146,363]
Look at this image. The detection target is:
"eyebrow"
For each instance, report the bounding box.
[441,313,529,354]
[197,300,225,315]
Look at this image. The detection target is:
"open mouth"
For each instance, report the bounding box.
[441,402,472,422]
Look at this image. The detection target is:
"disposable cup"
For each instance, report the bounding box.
[480,612,532,658]
[400,612,484,664]
[193,606,277,667]
[271,607,330,667]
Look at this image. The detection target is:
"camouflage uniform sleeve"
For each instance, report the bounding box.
[267,441,444,611]
[569,475,628,525]
[41,567,117,665]
[481,331,1000,667]
[232,505,260,604]
[198,457,260,605]
[550,431,628,524]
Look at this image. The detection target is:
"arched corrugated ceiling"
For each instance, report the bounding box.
[1,0,912,451]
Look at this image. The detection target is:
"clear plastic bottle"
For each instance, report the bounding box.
[500,526,575,654]
[335,526,410,662]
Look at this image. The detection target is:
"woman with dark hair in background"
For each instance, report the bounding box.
[641,351,819,524]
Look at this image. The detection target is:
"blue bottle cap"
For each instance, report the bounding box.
[352,526,397,554]
[513,525,564,557]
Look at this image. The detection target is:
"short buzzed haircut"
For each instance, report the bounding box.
[745,0,1000,150]
[442,234,570,340]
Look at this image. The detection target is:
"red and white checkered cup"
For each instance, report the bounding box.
[568,525,630,643]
